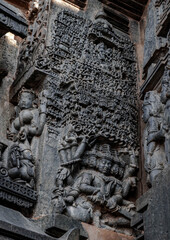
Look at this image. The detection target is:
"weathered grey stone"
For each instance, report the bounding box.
[0,205,80,240]
[131,213,143,228]
[142,91,167,186]
[143,0,167,68]
[33,214,88,239]
[6,0,139,236]
[143,166,170,240]
[136,189,152,213]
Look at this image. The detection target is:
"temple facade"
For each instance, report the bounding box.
[0,0,169,239]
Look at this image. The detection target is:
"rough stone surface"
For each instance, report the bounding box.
[141,167,170,240]
[0,205,80,240]
[33,214,88,239]
[83,223,134,240]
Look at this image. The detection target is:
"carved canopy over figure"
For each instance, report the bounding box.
[7,87,48,188]
[142,91,167,186]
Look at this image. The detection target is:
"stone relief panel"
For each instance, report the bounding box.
[143,0,167,71]
[41,10,138,149]
[155,0,170,36]
[142,65,170,186]
[7,87,48,188]
[35,9,139,235]
[52,131,138,235]
[142,91,167,186]
[16,0,51,79]
[0,87,47,208]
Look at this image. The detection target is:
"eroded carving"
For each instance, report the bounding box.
[15,8,139,233]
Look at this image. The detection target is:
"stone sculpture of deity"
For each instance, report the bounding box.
[7,87,48,188]
[53,134,137,228]
[142,91,167,186]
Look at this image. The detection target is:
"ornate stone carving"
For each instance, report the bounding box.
[0,0,28,38]
[161,67,170,163]
[44,10,138,149]
[14,7,138,234]
[7,87,48,188]
[27,9,139,234]
[16,0,50,79]
[0,141,37,208]
[52,132,138,234]
[155,0,170,36]
[142,91,167,186]
[0,176,37,208]
[146,67,170,166]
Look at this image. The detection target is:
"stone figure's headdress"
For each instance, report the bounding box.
[18,87,36,102]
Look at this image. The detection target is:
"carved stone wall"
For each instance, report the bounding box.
[141,0,169,184]
[44,10,138,148]
[1,0,169,239]
[3,0,139,238]
[131,0,170,239]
